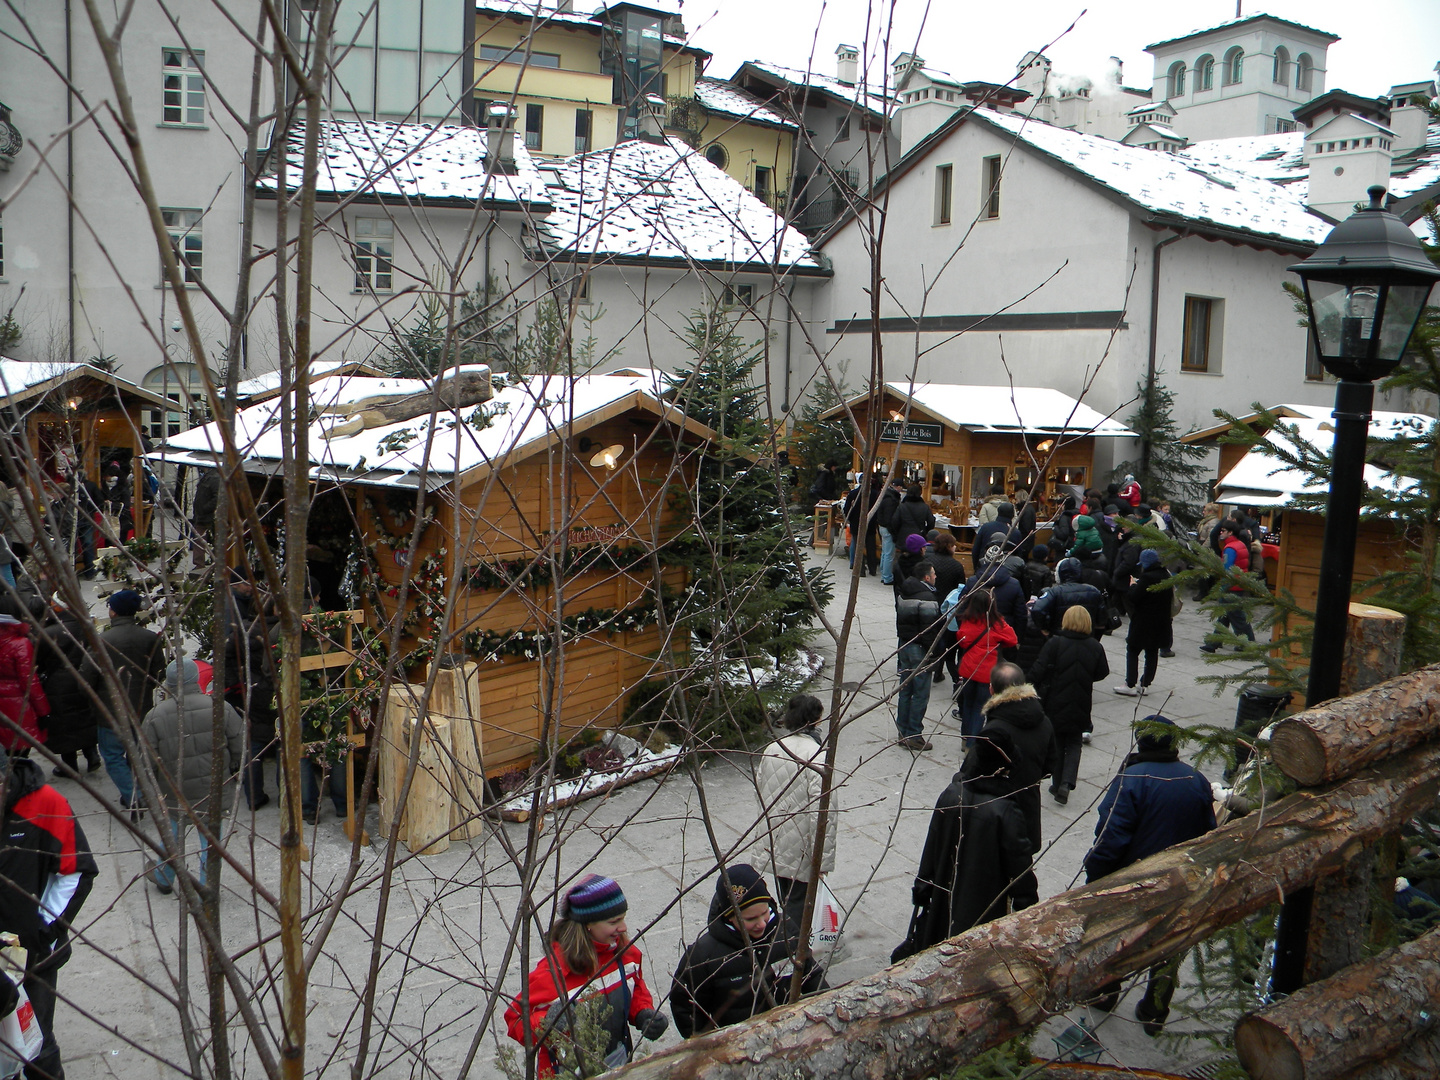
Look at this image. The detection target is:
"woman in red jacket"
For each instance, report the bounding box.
[953,589,1018,742]
[0,601,49,751]
[506,875,668,1075]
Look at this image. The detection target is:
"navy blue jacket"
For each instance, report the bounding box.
[1084,757,1215,882]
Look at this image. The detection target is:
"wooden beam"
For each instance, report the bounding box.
[615,739,1440,1080]
[1268,663,1440,787]
[1235,927,1440,1080]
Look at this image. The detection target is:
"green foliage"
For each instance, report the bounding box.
[942,1036,1034,1079]
[384,281,464,379]
[1110,373,1212,523]
[507,293,610,377]
[0,310,19,355]
[496,993,621,1080]
[788,368,854,512]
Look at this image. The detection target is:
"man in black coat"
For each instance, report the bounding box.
[971,501,1017,572]
[961,663,1058,854]
[843,480,879,576]
[1116,549,1173,696]
[895,560,944,751]
[1030,558,1107,640]
[86,589,167,812]
[876,479,905,585]
[670,864,826,1037]
[221,574,278,810]
[889,483,936,555]
[907,728,1036,952]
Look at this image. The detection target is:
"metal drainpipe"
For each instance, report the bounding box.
[66,0,75,364]
[1143,229,1187,478]
[782,276,795,413]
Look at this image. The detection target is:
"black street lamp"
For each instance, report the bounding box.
[1271,185,1439,993]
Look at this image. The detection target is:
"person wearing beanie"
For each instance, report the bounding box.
[85,588,167,814]
[0,741,100,1078]
[754,695,838,935]
[506,875,666,1074]
[1029,559,1107,641]
[903,727,1037,955]
[891,531,930,597]
[670,864,826,1037]
[35,594,100,777]
[1021,543,1054,601]
[1116,548,1173,697]
[140,659,245,893]
[889,482,936,565]
[1084,716,1215,1035]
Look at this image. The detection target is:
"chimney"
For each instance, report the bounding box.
[1108,56,1124,87]
[1303,112,1395,220]
[485,103,517,174]
[1390,97,1431,154]
[1016,51,1052,100]
[555,0,573,11]
[638,94,668,141]
[835,44,859,87]
[890,51,923,88]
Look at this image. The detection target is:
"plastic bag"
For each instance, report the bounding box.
[808,878,850,966]
[0,980,43,1078]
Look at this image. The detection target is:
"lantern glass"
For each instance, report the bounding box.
[1306,279,1434,371]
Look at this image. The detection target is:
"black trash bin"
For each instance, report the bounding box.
[1233,683,1292,773]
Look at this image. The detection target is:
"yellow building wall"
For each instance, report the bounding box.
[699,118,795,206]
[472,13,699,158]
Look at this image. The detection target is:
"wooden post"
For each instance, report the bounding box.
[613,738,1440,1080]
[405,716,452,855]
[377,687,413,842]
[1339,603,1406,697]
[1235,926,1440,1080]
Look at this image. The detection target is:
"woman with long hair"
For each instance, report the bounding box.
[505,875,668,1075]
[952,589,1018,741]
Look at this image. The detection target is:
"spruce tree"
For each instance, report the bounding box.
[1110,372,1212,522]
[789,369,855,511]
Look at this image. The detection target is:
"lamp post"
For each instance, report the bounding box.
[1270,185,1439,994]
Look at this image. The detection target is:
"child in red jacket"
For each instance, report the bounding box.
[505,875,668,1075]
[953,589,1018,741]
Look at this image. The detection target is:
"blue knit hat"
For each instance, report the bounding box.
[563,875,627,923]
[108,589,142,616]
[1139,548,1161,569]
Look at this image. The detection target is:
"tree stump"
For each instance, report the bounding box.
[405,716,452,855]
[433,660,485,841]
[1340,603,1406,697]
[1235,926,1440,1080]
[377,687,415,842]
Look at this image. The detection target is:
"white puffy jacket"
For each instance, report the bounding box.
[754,732,838,882]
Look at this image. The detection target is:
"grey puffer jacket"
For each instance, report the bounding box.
[754,730,837,882]
[141,660,245,812]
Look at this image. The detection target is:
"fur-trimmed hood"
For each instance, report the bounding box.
[982,684,1038,713]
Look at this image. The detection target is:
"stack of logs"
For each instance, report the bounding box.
[378,661,486,854]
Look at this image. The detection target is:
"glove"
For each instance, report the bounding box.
[634,1008,668,1041]
[543,999,573,1037]
[911,881,933,908]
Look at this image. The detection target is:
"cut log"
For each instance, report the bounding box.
[377,688,415,841]
[321,370,493,438]
[1339,603,1406,697]
[614,739,1440,1080]
[1267,663,1440,787]
[433,660,485,840]
[405,716,452,855]
[1301,848,1375,984]
[1235,926,1440,1080]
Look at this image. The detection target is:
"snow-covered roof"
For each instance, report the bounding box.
[737,60,892,118]
[1146,13,1338,51]
[257,120,550,207]
[824,382,1135,437]
[475,1,703,54]
[532,138,824,271]
[972,109,1330,247]
[1124,122,1186,146]
[1215,412,1432,508]
[0,358,174,409]
[1127,101,1172,118]
[153,369,715,489]
[230,359,387,402]
[694,78,797,130]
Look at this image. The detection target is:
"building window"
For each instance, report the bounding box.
[574,109,592,153]
[753,165,772,205]
[1196,54,1215,91]
[162,48,205,126]
[1167,61,1186,98]
[934,163,953,225]
[836,115,851,141]
[1181,296,1221,372]
[705,143,728,169]
[981,155,1001,219]
[525,104,543,150]
[1272,46,1290,85]
[723,283,754,308]
[1223,47,1244,86]
[161,208,202,284]
[143,362,210,439]
[354,217,393,291]
[564,275,591,304]
[1296,53,1314,92]
[1304,330,1329,382]
[479,45,561,69]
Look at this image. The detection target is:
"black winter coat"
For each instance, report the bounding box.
[911,772,1037,950]
[1014,501,1038,559]
[1029,629,1109,736]
[36,609,95,756]
[890,494,935,550]
[896,577,944,656]
[928,552,967,606]
[1125,565,1174,645]
[1110,539,1142,594]
[971,518,1017,571]
[669,892,825,1036]
[87,616,166,728]
[959,564,1027,637]
[963,685,1058,852]
[1029,580,1106,639]
[876,486,902,534]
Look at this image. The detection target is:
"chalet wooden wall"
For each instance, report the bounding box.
[1274,510,1410,616]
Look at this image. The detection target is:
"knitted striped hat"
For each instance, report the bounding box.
[563,875,627,923]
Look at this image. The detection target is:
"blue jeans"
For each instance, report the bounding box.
[896,642,933,740]
[957,679,992,741]
[152,811,213,890]
[0,562,13,587]
[97,726,136,807]
[879,527,896,583]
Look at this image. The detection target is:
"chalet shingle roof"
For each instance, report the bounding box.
[693,78,798,130]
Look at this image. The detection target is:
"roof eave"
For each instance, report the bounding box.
[538,250,831,277]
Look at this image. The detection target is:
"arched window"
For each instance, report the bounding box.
[1273,46,1289,84]
[1195,54,1215,91]
[1223,47,1244,86]
[143,362,211,439]
[1296,53,1314,92]
[1167,61,1186,99]
[704,143,729,170]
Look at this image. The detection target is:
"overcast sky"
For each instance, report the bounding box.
[674,0,1439,99]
